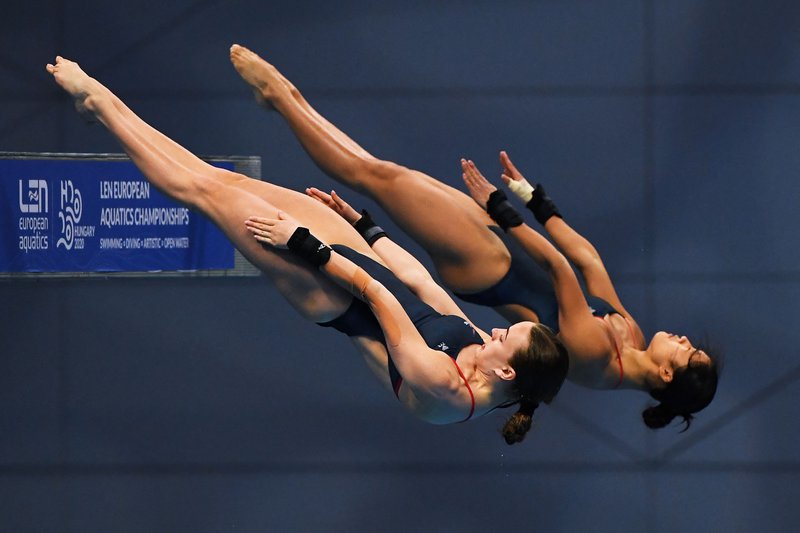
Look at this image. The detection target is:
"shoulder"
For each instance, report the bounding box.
[563,317,615,364]
[608,312,646,350]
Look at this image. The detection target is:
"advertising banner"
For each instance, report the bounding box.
[1,156,235,273]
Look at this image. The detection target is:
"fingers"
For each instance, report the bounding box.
[499,150,515,175]
[244,220,272,243]
[246,216,273,226]
[306,186,331,202]
[461,158,489,186]
[331,190,347,208]
[306,187,339,210]
[460,158,475,181]
[499,150,523,181]
[460,161,476,189]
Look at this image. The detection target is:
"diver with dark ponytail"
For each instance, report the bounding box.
[459,157,719,431]
[301,187,568,444]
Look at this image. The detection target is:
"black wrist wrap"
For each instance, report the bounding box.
[286,227,332,267]
[486,190,523,232]
[353,209,387,246]
[525,183,562,225]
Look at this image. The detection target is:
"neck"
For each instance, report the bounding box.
[617,346,659,391]
[461,345,515,406]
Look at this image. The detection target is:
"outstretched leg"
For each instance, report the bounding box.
[230,45,511,294]
[46,56,373,322]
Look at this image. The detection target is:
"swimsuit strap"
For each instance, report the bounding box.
[593,316,624,388]
[392,358,476,422]
[450,358,476,423]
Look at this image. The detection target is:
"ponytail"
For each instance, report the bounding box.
[642,403,682,430]
[498,324,568,445]
[502,398,539,445]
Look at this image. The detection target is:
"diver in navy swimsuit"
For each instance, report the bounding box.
[49,51,568,445]
[321,245,480,400]
[242,209,568,441]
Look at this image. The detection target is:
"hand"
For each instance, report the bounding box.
[461,158,497,209]
[245,211,300,249]
[499,150,534,203]
[306,187,361,225]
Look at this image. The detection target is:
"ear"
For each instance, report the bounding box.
[494,366,516,382]
[658,364,673,384]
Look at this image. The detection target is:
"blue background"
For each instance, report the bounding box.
[1,1,798,531]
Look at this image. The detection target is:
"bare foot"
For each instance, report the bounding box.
[229,44,293,109]
[45,56,99,116]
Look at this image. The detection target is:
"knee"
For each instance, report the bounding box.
[356,158,411,186]
[188,171,229,210]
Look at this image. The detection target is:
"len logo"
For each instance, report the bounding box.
[19,179,49,214]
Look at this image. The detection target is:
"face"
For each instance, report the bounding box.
[648,331,711,381]
[478,321,536,378]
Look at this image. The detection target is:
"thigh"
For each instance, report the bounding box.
[198,173,371,323]
[359,164,511,293]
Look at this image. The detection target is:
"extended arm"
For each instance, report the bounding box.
[305,187,471,322]
[245,213,463,397]
[499,151,632,318]
[461,159,610,353]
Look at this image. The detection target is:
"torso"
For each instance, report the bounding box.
[491,295,637,389]
[395,341,488,424]
[324,245,482,423]
[566,300,643,389]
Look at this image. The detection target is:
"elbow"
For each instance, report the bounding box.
[574,247,602,270]
[395,268,435,296]
[546,253,571,277]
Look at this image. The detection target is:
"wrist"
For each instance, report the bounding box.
[286,227,332,266]
[353,209,388,246]
[526,184,562,225]
[486,190,523,232]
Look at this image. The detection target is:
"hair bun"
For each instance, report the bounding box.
[642,403,676,429]
[502,411,532,445]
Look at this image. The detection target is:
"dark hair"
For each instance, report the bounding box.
[643,345,720,430]
[501,324,569,445]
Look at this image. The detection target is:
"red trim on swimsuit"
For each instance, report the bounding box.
[450,358,476,422]
[392,358,476,423]
[593,316,625,388]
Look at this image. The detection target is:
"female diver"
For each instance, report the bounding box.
[228,44,718,429]
[46,55,568,444]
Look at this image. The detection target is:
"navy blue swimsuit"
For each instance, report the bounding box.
[319,245,480,398]
[453,226,622,331]
[585,294,621,318]
[453,226,560,331]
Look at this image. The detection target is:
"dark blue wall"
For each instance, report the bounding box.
[2,1,799,531]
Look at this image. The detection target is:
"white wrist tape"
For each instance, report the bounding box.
[506,178,534,204]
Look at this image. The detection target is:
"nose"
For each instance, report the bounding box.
[491,328,501,340]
